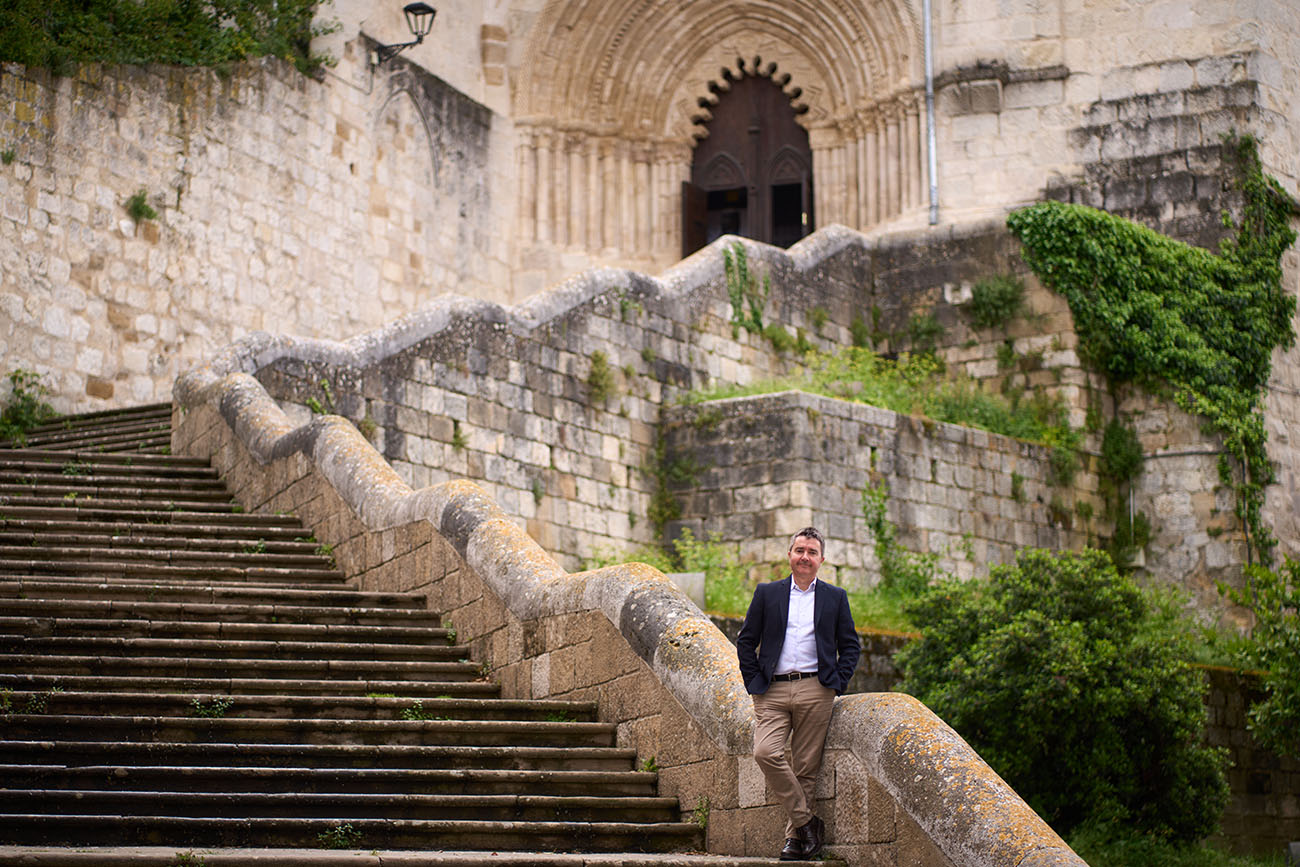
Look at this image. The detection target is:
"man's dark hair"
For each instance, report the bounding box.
[789,526,826,556]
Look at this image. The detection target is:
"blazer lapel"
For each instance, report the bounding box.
[775,575,792,635]
[812,578,827,634]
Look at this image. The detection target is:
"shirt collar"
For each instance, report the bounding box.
[790,575,817,594]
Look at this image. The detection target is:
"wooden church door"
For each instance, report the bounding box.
[682,71,813,257]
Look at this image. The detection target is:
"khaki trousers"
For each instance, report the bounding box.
[752,677,835,837]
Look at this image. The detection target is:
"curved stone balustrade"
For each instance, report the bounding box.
[173,228,1085,867]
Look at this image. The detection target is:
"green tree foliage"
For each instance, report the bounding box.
[1007,137,1297,562]
[1228,558,1300,757]
[898,548,1228,842]
[0,0,334,75]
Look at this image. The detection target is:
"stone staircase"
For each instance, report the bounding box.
[0,405,792,865]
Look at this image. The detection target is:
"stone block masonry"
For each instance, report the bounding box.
[662,391,1097,591]
[247,222,1110,588]
[0,51,507,412]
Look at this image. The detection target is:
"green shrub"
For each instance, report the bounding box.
[0,0,336,76]
[897,548,1228,842]
[125,190,157,223]
[1227,558,1300,757]
[587,350,615,404]
[0,369,56,444]
[1067,820,1284,867]
[1102,419,1143,485]
[966,274,1026,330]
[907,311,944,352]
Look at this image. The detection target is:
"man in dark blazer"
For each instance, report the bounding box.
[736,526,860,861]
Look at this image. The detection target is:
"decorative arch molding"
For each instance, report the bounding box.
[512,0,931,271]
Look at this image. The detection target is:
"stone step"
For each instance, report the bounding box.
[0,714,618,748]
[0,815,704,852]
[0,765,651,796]
[11,414,169,441]
[0,517,318,542]
[0,577,390,606]
[0,480,229,500]
[0,615,451,645]
[0,790,682,823]
[0,458,216,482]
[0,654,485,684]
[0,633,467,662]
[0,529,321,555]
[19,403,172,433]
[0,574,376,602]
[0,493,243,514]
[0,597,443,627]
[0,847,812,867]
[0,569,344,592]
[0,691,595,722]
[0,506,303,530]
[0,448,208,469]
[0,466,220,488]
[0,739,636,771]
[0,544,337,571]
[15,429,171,453]
[0,568,347,592]
[0,673,497,698]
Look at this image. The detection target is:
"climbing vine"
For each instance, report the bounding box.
[1008,135,1298,563]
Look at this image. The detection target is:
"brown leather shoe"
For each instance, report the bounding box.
[779,836,806,861]
[798,814,825,859]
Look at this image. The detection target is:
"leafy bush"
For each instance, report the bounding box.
[0,369,56,444]
[897,548,1228,842]
[0,0,335,76]
[1067,820,1284,867]
[965,274,1026,330]
[1101,419,1143,486]
[1227,558,1300,757]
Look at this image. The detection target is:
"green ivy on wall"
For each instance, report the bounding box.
[1008,135,1298,563]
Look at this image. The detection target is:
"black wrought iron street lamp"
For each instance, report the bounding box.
[373,3,437,66]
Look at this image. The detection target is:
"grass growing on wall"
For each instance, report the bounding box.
[684,345,1078,451]
[0,0,336,75]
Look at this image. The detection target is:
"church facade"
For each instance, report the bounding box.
[1,1,1296,410]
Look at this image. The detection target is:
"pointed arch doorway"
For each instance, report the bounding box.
[682,68,814,257]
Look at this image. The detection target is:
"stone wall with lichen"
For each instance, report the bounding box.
[0,54,507,411]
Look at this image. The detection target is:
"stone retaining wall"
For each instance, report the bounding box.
[663,390,1098,591]
[172,362,1085,867]
[0,55,507,410]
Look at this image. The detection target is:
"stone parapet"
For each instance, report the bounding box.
[173,358,1085,867]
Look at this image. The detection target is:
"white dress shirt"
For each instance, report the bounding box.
[774,577,818,675]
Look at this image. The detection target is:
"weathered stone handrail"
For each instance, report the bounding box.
[173,228,1085,867]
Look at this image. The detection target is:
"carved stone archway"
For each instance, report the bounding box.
[512,0,928,272]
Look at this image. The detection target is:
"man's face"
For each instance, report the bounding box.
[788,535,824,587]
